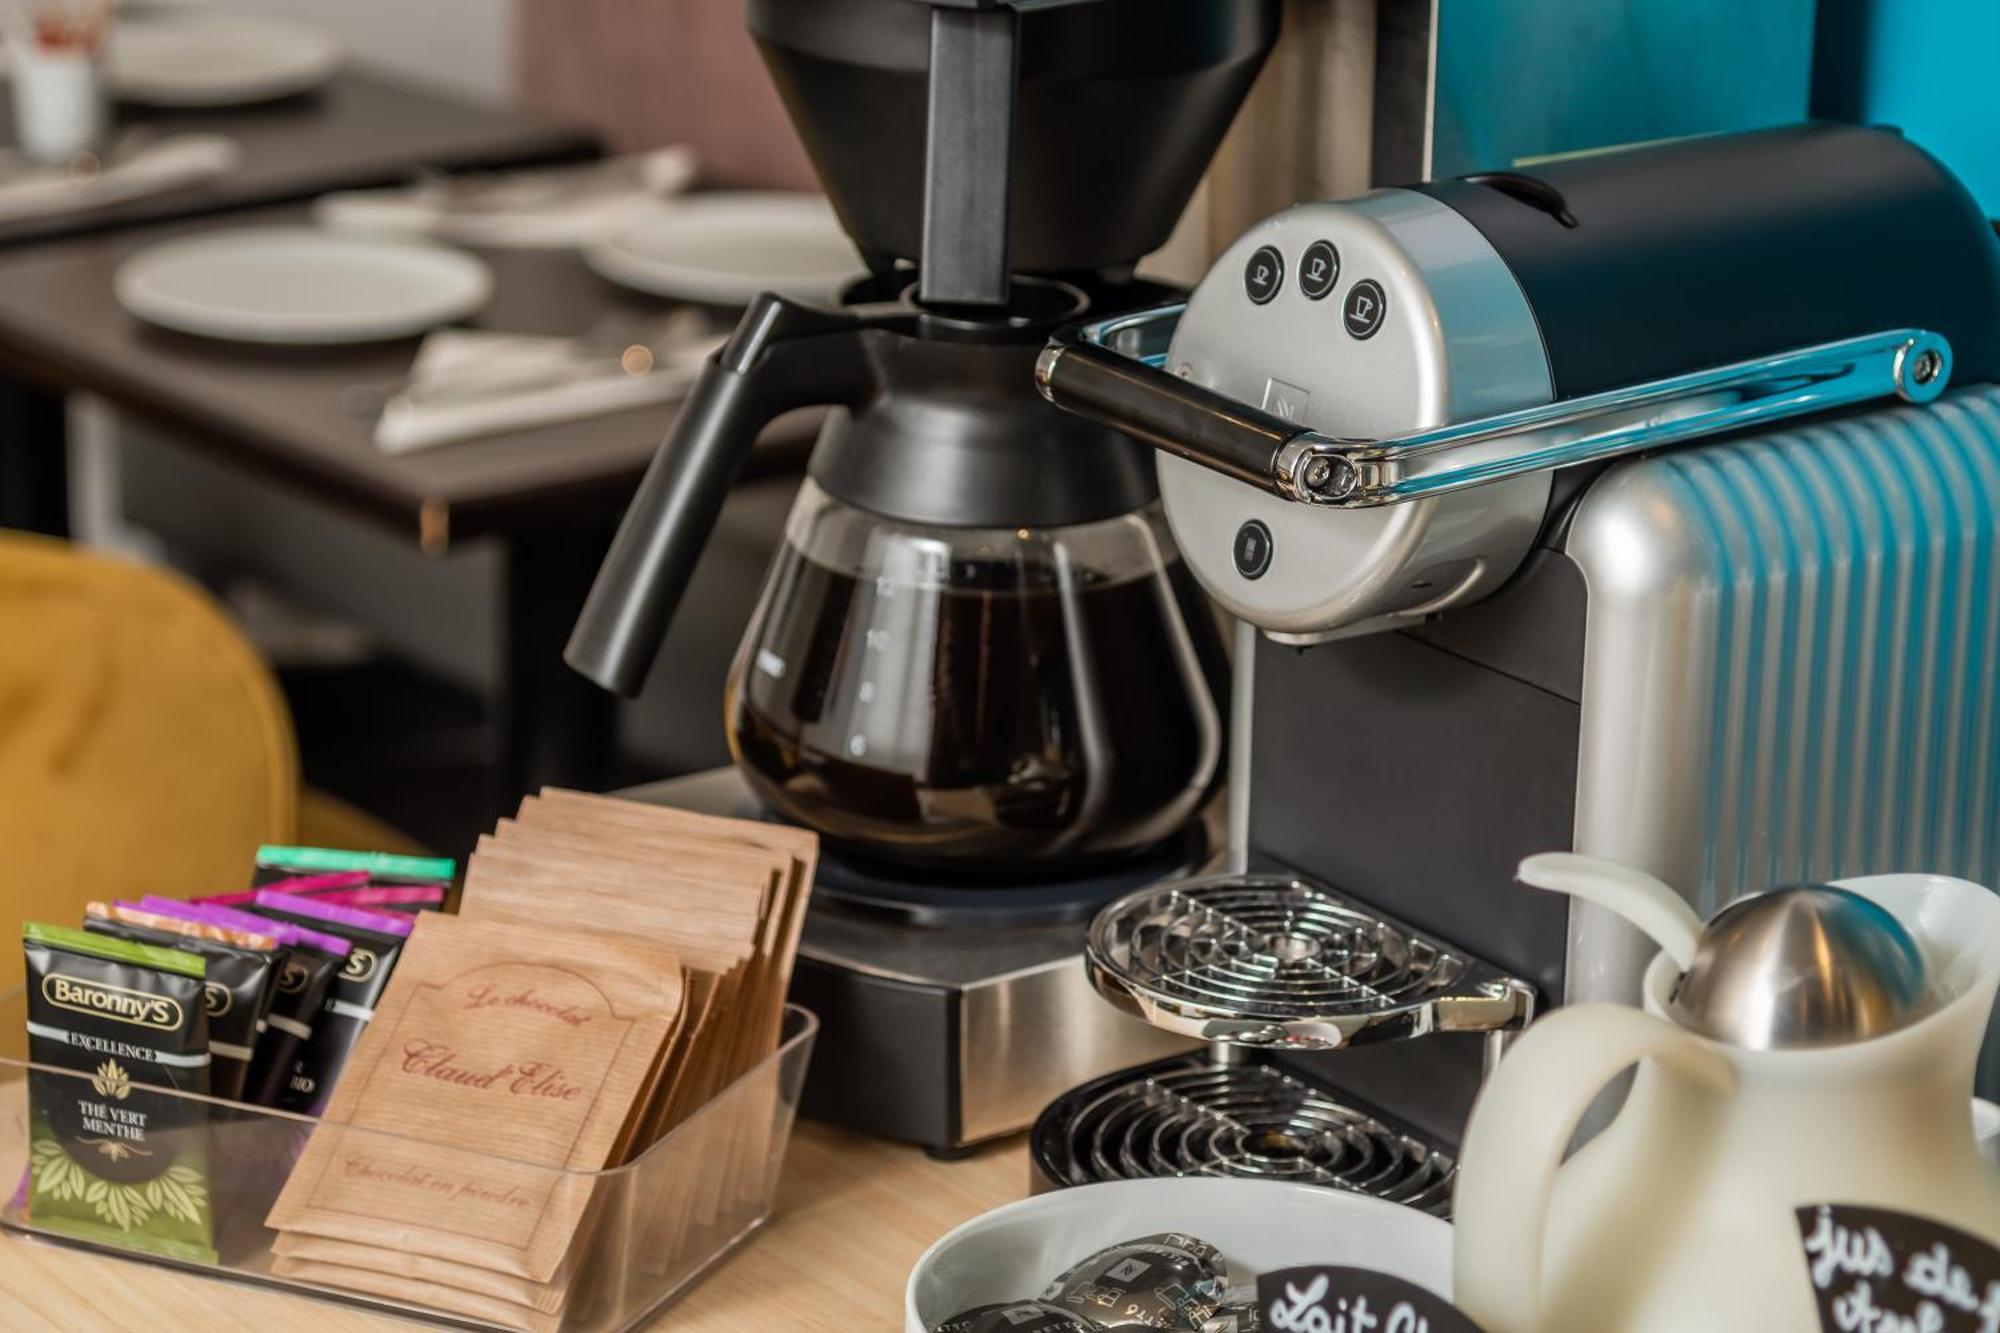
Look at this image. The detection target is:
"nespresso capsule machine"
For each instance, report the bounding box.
[569,0,1278,1152]
[1032,123,2000,1205]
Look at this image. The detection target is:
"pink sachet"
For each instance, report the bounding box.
[193,871,370,909]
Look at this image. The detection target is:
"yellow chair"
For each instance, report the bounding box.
[0,532,417,988]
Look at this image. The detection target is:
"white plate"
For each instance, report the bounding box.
[904,1177,1453,1332]
[115,227,493,345]
[583,192,861,306]
[108,13,341,108]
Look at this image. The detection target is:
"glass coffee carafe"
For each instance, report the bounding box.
[727,479,1226,874]
[562,0,1275,888]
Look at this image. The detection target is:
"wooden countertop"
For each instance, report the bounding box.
[0,1120,1027,1331]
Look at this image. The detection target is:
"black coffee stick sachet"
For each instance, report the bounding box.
[82,903,279,1103]
[249,890,412,1114]
[137,897,351,1109]
[22,922,216,1263]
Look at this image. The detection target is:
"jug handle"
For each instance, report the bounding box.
[564,294,917,696]
[1454,1003,1735,1333]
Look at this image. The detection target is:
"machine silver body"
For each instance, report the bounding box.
[1040,181,2000,1128]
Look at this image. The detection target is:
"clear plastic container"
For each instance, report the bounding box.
[0,986,817,1330]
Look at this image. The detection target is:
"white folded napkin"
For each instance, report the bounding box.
[0,132,239,224]
[373,326,715,454]
[315,146,698,249]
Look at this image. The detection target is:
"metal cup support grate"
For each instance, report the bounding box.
[1031,1052,1457,1217]
[1036,871,1534,1216]
[1086,873,1533,1049]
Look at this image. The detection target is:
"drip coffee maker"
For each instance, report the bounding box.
[569,0,1278,1150]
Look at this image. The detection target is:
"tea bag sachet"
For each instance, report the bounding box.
[304,884,447,913]
[249,891,414,1113]
[197,875,447,915]
[21,923,214,1263]
[137,897,351,1109]
[265,913,685,1283]
[252,845,456,889]
[81,902,279,1103]
[193,871,368,909]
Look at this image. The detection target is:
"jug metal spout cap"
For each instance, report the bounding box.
[1669,884,1933,1051]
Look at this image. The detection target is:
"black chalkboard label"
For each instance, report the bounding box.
[1257,1266,1486,1333]
[1796,1203,2000,1330]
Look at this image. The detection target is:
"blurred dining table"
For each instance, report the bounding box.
[0,68,597,250]
[0,60,696,805]
[0,63,598,532]
[0,194,815,800]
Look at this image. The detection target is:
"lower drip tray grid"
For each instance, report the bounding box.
[1029,1050,1457,1218]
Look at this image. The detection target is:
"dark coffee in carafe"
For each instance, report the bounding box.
[731,554,1224,871]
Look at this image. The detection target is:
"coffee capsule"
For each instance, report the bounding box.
[933,1301,1097,1333]
[83,904,277,1103]
[249,891,413,1113]
[1202,1303,1262,1332]
[1041,1233,1230,1330]
[22,922,215,1262]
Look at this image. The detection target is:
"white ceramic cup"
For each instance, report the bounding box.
[904,1177,1452,1333]
[8,39,108,164]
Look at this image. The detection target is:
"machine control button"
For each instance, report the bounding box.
[1233,520,1274,580]
[1244,246,1284,305]
[1343,279,1387,338]
[1299,240,1340,300]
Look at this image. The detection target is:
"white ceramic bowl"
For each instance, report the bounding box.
[905,1178,1451,1333]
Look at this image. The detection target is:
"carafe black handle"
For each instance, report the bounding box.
[565,294,911,696]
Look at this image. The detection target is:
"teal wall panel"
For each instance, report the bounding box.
[1431,0,1818,177]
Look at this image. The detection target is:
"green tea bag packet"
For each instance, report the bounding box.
[22,922,215,1263]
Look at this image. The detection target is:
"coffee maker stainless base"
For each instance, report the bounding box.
[627,768,1197,1155]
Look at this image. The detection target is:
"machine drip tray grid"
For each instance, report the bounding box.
[1087,873,1534,1049]
[1030,1052,1457,1218]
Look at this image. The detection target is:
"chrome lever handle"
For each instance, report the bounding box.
[1038,304,1954,508]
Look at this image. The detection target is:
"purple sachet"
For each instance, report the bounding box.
[135,897,352,957]
[250,890,415,939]
[306,884,447,913]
